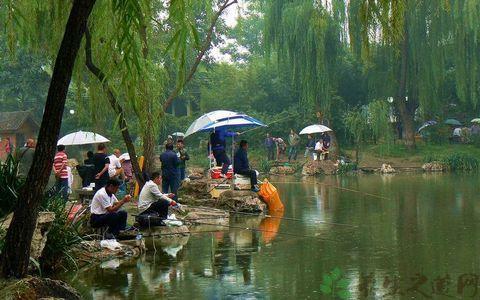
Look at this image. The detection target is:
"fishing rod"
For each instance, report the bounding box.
[187,219,338,242]
[238,113,300,135]
[317,182,391,200]
[269,181,390,200]
[229,210,358,228]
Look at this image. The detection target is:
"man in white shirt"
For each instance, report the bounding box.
[90,179,131,236]
[108,149,124,179]
[138,172,178,219]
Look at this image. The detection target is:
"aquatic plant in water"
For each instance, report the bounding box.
[320,267,351,299]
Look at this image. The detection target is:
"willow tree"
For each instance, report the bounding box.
[265,0,346,156]
[0,0,98,278]
[83,0,237,174]
[347,0,457,149]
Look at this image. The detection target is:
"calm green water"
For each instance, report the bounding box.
[65,174,480,299]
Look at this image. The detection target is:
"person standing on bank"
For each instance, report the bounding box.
[264,133,275,161]
[53,145,69,201]
[138,172,179,220]
[93,143,110,191]
[288,129,301,162]
[234,140,260,192]
[160,143,180,200]
[15,138,36,178]
[210,129,237,177]
[176,140,189,181]
[90,179,131,238]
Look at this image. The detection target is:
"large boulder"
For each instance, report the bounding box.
[422,161,446,172]
[379,163,396,174]
[0,276,81,300]
[269,165,296,175]
[188,167,206,180]
[179,178,211,201]
[2,212,55,260]
[218,190,266,213]
[302,160,338,176]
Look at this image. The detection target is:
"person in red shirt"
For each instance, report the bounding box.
[53,145,69,201]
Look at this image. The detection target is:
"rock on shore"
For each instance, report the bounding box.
[302,160,338,176]
[0,276,81,300]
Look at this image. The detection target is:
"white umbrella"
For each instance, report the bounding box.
[57,131,110,146]
[171,132,185,137]
[185,110,240,137]
[471,118,480,123]
[299,124,332,135]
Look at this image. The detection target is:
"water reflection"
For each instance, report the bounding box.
[65,173,480,299]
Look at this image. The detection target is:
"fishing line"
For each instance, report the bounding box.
[238,113,300,135]
[269,181,390,200]
[187,220,338,242]
[228,210,357,228]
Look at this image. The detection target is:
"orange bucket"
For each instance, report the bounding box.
[258,179,284,212]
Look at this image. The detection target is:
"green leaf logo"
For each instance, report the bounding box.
[320,267,351,299]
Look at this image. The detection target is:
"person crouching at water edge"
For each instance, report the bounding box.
[234,140,260,192]
[138,172,180,220]
[210,129,238,178]
[90,179,131,238]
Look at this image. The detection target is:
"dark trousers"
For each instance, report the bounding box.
[140,200,170,219]
[236,169,258,187]
[213,149,230,174]
[90,210,127,235]
[56,178,69,201]
[266,147,275,161]
[162,176,179,200]
[178,168,186,181]
[288,146,298,161]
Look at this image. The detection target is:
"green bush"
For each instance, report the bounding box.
[258,159,272,173]
[0,155,23,218]
[337,162,358,174]
[39,195,84,272]
[442,153,479,171]
[423,152,478,171]
[0,155,83,272]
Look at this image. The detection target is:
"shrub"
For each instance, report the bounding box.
[423,153,478,171]
[337,162,358,174]
[0,155,23,218]
[259,159,272,173]
[39,195,84,272]
[442,153,479,171]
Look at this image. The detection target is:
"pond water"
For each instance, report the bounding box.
[64,173,480,299]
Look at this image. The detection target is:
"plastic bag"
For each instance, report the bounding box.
[258,179,284,212]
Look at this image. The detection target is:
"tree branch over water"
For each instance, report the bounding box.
[85,26,145,186]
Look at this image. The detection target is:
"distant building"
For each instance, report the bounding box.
[0,111,39,160]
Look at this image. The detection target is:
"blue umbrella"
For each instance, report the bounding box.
[199,115,266,133]
[185,113,266,137]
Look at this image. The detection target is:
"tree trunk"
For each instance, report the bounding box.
[0,0,96,278]
[394,19,416,150]
[84,28,145,186]
[141,115,155,174]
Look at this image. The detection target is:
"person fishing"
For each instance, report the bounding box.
[234,140,260,192]
[138,172,178,221]
[210,129,238,178]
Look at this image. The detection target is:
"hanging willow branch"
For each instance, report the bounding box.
[163,0,238,111]
[85,26,145,186]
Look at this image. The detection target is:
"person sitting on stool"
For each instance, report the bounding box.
[90,179,131,238]
[234,140,260,192]
[138,172,179,220]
